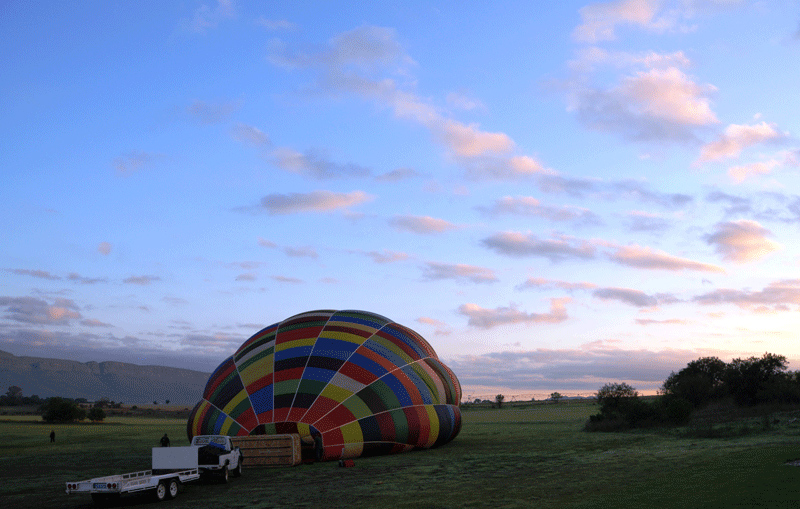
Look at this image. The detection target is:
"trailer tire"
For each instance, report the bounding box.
[155,480,169,501]
[167,478,179,499]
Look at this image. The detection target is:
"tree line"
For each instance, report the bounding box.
[2,386,114,422]
[586,353,800,431]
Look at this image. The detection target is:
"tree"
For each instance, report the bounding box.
[495,394,505,408]
[596,383,638,412]
[724,353,792,406]
[165,399,170,405]
[41,398,86,423]
[88,407,106,422]
[661,356,726,408]
[550,392,562,403]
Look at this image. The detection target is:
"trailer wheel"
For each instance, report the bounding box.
[167,478,179,499]
[155,481,169,501]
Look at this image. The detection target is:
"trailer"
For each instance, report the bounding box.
[65,466,199,504]
[65,435,241,504]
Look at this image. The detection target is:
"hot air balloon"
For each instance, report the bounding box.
[187,310,462,460]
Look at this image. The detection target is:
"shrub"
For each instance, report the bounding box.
[88,407,106,422]
[41,398,86,423]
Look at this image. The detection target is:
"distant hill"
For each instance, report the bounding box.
[0,350,210,405]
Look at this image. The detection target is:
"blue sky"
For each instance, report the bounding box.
[2,0,799,400]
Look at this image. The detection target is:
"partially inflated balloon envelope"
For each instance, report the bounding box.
[187,310,462,459]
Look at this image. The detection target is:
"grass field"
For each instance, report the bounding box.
[2,401,800,508]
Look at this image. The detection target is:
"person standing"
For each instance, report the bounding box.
[160,433,170,447]
[50,430,55,443]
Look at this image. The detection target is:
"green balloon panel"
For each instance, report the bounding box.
[187,310,462,460]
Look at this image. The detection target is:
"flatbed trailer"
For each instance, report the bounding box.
[65,467,200,503]
[65,436,241,504]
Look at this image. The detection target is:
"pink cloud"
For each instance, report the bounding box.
[610,245,724,272]
[389,215,458,234]
[697,122,783,163]
[422,262,498,284]
[258,190,373,214]
[458,298,570,329]
[705,220,780,263]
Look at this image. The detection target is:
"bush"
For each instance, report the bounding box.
[41,398,86,423]
[88,407,106,422]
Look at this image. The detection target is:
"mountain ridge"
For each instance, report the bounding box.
[0,350,211,405]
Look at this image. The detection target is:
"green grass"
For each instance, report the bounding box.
[3,402,800,508]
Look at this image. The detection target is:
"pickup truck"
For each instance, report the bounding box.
[65,435,242,504]
[191,434,242,482]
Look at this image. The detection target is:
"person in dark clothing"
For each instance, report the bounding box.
[312,431,323,461]
[160,433,170,447]
[50,430,55,443]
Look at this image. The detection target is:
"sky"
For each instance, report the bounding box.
[2,0,799,401]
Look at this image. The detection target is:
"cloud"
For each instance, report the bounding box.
[257,238,277,249]
[283,246,318,258]
[0,296,82,324]
[572,0,666,43]
[479,196,601,224]
[705,220,780,263]
[113,151,164,175]
[693,279,800,311]
[592,287,659,307]
[123,275,161,285]
[81,319,113,328]
[256,190,373,214]
[610,180,693,208]
[232,123,270,147]
[570,66,718,141]
[362,250,410,264]
[374,167,420,182]
[727,159,781,183]
[271,148,371,179]
[435,120,514,158]
[7,269,61,280]
[706,191,752,216]
[481,232,596,262]
[97,242,112,255]
[255,17,296,31]
[448,342,712,395]
[67,273,108,284]
[235,272,257,282]
[516,277,597,292]
[446,91,485,111]
[422,262,498,284]
[625,211,672,232]
[696,122,784,163]
[257,239,318,258]
[636,318,688,326]
[271,275,303,284]
[417,316,452,336]
[186,99,240,124]
[389,215,458,234]
[269,25,550,181]
[179,332,242,350]
[458,298,570,328]
[186,0,235,33]
[609,245,724,272]
[535,175,692,209]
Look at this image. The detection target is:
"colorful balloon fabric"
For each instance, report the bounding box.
[187,310,462,460]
